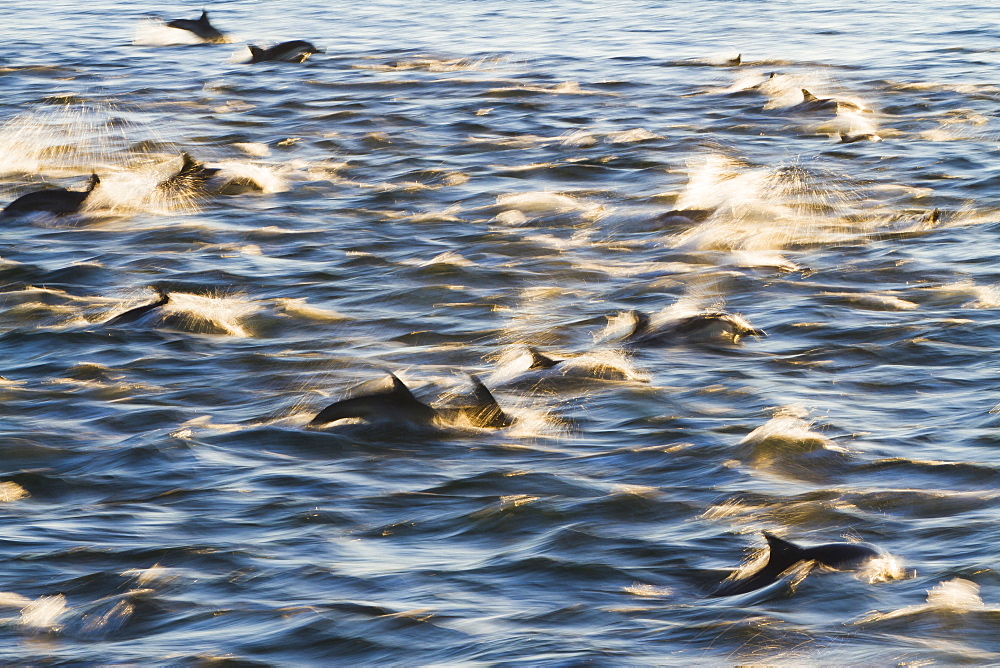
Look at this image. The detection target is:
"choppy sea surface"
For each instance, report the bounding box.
[2,0,1000,663]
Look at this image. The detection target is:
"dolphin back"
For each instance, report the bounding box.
[105,288,170,326]
[310,374,436,426]
[802,541,880,570]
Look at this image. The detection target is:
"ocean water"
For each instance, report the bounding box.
[1,0,1000,663]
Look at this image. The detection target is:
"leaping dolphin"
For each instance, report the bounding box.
[711,531,884,597]
[248,41,323,64]
[165,10,227,43]
[1,174,100,218]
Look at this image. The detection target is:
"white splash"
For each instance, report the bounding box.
[274,298,349,323]
[854,578,990,624]
[211,161,288,193]
[161,292,261,337]
[604,128,663,144]
[0,481,28,502]
[20,594,68,631]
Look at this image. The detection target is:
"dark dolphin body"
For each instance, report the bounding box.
[310,374,436,426]
[165,10,227,43]
[711,532,883,597]
[620,309,765,345]
[105,288,170,327]
[1,174,100,218]
[838,132,881,144]
[793,89,864,113]
[248,41,323,64]
[309,374,511,428]
[158,153,220,193]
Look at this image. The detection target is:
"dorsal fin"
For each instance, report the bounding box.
[199,10,210,22]
[387,373,415,398]
[729,54,741,66]
[248,45,264,61]
[86,173,100,191]
[527,347,560,369]
[763,532,804,564]
[466,374,511,428]
[801,89,819,103]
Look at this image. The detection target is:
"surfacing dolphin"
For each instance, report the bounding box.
[1,174,100,218]
[105,287,171,327]
[248,41,323,64]
[309,374,511,428]
[793,89,865,113]
[615,308,765,345]
[526,348,561,370]
[165,10,227,43]
[711,531,884,597]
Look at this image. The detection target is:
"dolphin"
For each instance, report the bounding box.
[1,174,100,218]
[157,153,220,193]
[711,531,884,597]
[309,374,512,428]
[105,287,170,326]
[165,10,227,43]
[310,374,436,426]
[838,131,882,144]
[619,309,764,345]
[793,89,864,113]
[248,41,323,64]
[502,347,645,385]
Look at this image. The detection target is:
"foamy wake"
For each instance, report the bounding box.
[157,292,261,337]
[0,593,68,632]
[666,153,885,252]
[854,578,991,624]
[492,191,605,225]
